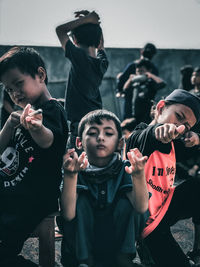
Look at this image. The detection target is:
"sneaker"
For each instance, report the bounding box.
[116,253,144,267]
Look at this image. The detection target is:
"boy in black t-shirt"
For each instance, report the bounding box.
[56,10,109,149]
[126,89,200,267]
[0,47,68,266]
[123,58,166,122]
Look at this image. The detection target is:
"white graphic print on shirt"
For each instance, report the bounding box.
[0,127,35,188]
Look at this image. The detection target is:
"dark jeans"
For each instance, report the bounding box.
[145,177,200,267]
[61,193,148,267]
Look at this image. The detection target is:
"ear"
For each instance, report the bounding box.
[117,137,124,152]
[156,100,166,115]
[76,137,83,150]
[37,67,46,83]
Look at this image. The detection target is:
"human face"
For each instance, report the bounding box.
[81,119,120,167]
[156,102,197,133]
[1,67,46,108]
[136,66,148,75]
[191,71,200,86]
[122,129,132,140]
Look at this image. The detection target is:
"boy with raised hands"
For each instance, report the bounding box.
[61,109,148,267]
[0,46,68,266]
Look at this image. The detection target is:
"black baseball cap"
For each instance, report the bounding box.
[165,89,200,123]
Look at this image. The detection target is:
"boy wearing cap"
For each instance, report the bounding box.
[125,89,200,267]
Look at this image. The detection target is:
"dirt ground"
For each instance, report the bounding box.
[20,218,194,266]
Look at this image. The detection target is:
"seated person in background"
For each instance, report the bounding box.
[123,58,166,123]
[116,42,159,99]
[121,117,138,141]
[60,109,149,267]
[0,47,68,267]
[190,66,200,98]
[178,64,194,91]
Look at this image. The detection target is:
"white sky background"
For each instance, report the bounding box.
[0,0,200,49]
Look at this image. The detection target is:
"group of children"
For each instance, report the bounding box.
[0,9,200,267]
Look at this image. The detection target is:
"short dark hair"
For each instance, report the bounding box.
[135,58,153,71]
[121,118,137,132]
[180,64,193,75]
[78,109,122,139]
[142,43,157,60]
[0,46,48,84]
[72,23,102,48]
[194,66,200,73]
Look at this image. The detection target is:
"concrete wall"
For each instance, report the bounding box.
[1,45,200,121]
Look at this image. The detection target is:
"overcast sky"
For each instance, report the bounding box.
[0,0,200,49]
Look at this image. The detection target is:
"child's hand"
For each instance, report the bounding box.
[63,149,88,175]
[86,11,100,24]
[188,165,199,177]
[155,123,185,143]
[20,104,43,131]
[125,148,148,176]
[183,131,200,147]
[7,111,21,128]
[145,72,152,78]
[97,34,104,50]
[74,10,90,18]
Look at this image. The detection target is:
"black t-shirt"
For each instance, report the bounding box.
[126,122,198,162]
[0,99,68,216]
[129,78,162,122]
[65,40,109,123]
[117,60,159,93]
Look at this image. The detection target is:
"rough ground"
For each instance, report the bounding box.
[21,218,194,266]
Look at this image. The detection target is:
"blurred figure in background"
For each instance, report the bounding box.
[178,64,194,91]
[122,58,166,122]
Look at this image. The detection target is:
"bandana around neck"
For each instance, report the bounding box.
[80,153,123,184]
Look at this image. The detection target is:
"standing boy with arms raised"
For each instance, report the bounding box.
[0,47,68,266]
[56,10,109,148]
[61,109,149,267]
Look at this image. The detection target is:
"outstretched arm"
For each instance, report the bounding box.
[125,148,149,213]
[0,111,21,154]
[61,149,88,221]
[146,72,165,84]
[123,74,135,91]
[154,123,185,143]
[56,10,100,50]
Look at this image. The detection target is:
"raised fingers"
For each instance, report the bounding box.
[78,152,88,169]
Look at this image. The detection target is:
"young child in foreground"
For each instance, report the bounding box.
[61,109,149,267]
[0,46,68,266]
[126,89,200,267]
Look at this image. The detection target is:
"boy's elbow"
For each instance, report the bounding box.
[136,202,149,214]
[63,212,76,222]
[138,205,148,214]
